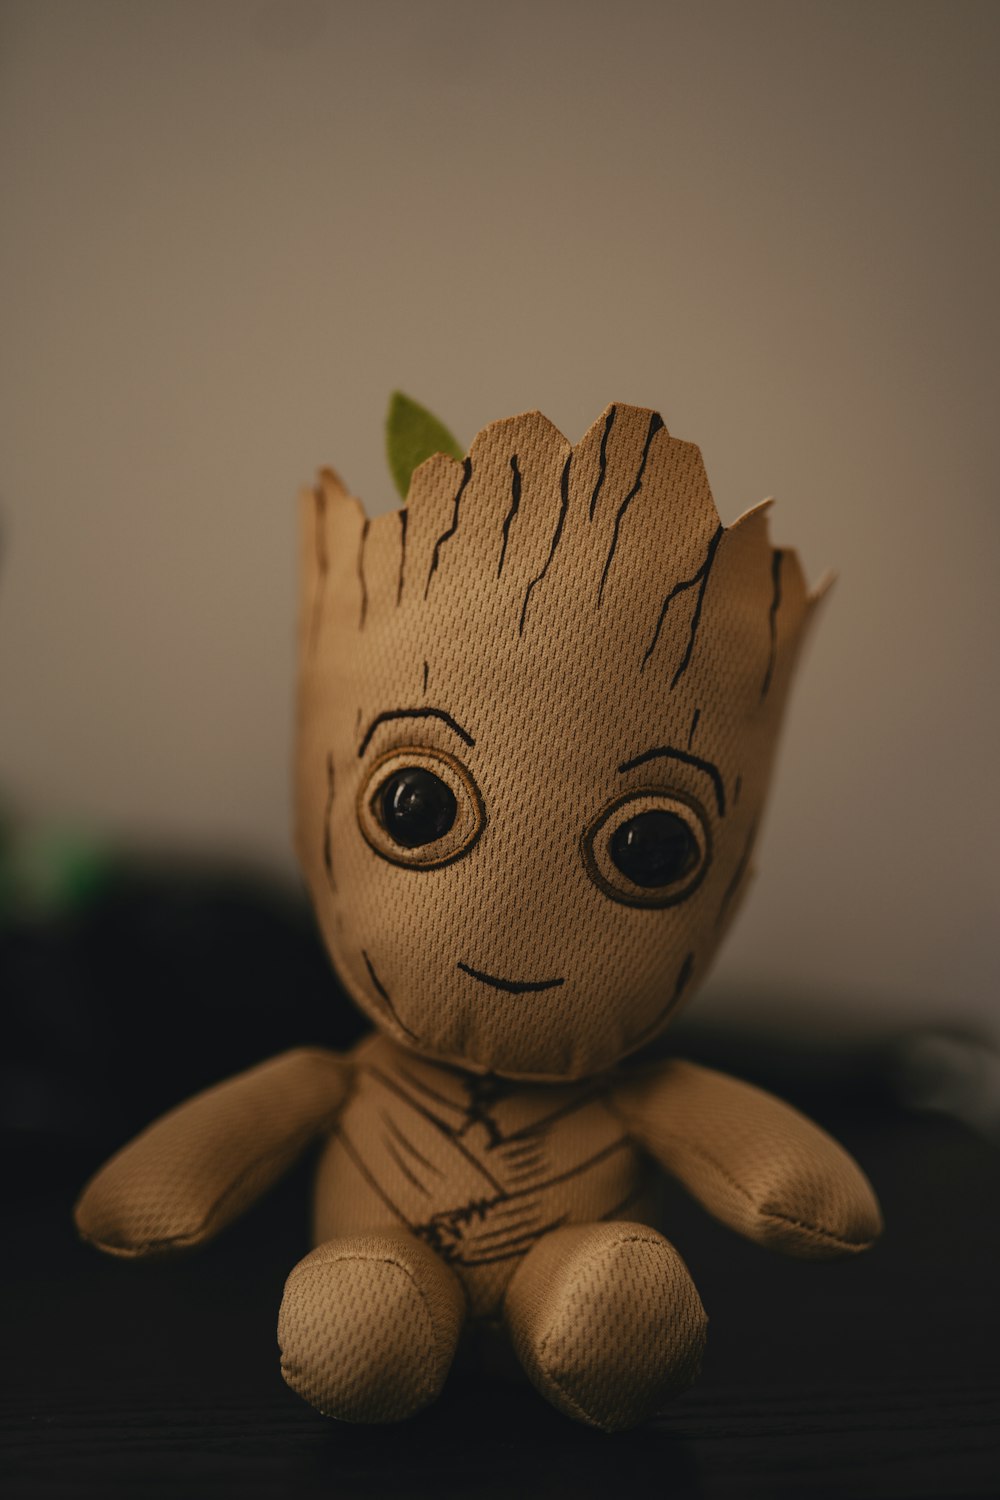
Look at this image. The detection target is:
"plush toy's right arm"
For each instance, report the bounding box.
[74,1048,351,1258]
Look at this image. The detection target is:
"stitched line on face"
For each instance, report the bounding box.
[761,547,783,699]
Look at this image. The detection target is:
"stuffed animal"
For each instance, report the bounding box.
[75,402,882,1432]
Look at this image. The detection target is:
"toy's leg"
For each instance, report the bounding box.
[503,1222,706,1432]
[278,1229,465,1422]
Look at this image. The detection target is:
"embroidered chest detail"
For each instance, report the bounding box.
[334,1041,644,1267]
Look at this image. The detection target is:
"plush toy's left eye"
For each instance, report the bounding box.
[357,746,485,869]
[380,767,457,848]
[610,809,699,888]
[583,788,710,907]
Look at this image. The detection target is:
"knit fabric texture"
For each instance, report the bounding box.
[278,1229,465,1422]
[74,1049,350,1256]
[311,1034,656,1320]
[73,403,883,1434]
[612,1059,884,1258]
[295,403,818,1081]
[504,1222,707,1432]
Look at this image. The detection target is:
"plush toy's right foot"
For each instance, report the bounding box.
[503,1222,707,1432]
[278,1230,465,1422]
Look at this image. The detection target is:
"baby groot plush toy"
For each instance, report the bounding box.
[75,402,882,1432]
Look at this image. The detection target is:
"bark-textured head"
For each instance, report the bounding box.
[296,404,820,1080]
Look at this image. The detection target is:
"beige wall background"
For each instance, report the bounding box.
[1,0,997,1037]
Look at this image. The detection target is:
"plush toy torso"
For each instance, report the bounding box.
[313,1036,652,1317]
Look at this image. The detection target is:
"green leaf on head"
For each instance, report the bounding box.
[386,392,464,500]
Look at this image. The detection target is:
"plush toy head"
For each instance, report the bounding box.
[295,404,820,1081]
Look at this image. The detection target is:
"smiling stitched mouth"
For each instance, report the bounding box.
[456,961,565,995]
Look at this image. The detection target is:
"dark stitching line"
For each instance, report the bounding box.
[81,1104,342,1256]
[451,1220,571,1267]
[417,1139,635,1269]
[716,821,756,928]
[641,523,724,680]
[475,1212,543,1243]
[687,708,701,749]
[396,508,408,606]
[761,548,783,699]
[394,1064,467,1115]
[512,1138,631,1196]
[361,949,419,1041]
[357,706,475,758]
[427,1139,633,1266]
[414,1195,503,1254]
[422,661,429,693]
[322,753,336,893]
[617,743,726,818]
[503,1140,544,1160]
[357,518,370,628]
[597,410,664,605]
[500,1088,605,1144]
[506,1162,547,1184]
[519,452,572,636]
[627,1126,872,1251]
[627,951,694,1050]
[497,454,521,577]
[457,961,565,995]
[368,1067,506,1194]
[461,1222,555,1258]
[380,1110,444,1177]
[760,1209,876,1251]
[381,1133,431,1196]
[338,1127,412,1229]
[425,456,471,599]
[308,485,328,655]
[505,1156,546,1176]
[457,1076,505,1147]
[589,405,616,521]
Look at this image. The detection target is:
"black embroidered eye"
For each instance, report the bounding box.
[380,768,457,848]
[357,746,485,870]
[582,788,710,908]
[609,810,699,888]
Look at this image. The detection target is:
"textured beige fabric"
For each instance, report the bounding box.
[312,1034,656,1319]
[278,1229,465,1422]
[74,405,883,1431]
[295,404,818,1080]
[74,1049,350,1257]
[504,1222,707,1432]
[611,1059,883,1258]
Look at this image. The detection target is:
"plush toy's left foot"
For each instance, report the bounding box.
[278,1229,465,1422]
[503,1222,707,1432]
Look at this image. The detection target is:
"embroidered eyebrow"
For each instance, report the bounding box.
[617,744,726,818]
[357,707,476,758]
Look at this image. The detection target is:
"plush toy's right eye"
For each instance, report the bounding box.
[357,747,485,869]
[582,787,711,908]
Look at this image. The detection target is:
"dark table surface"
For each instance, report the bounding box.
[2,865,998,1499]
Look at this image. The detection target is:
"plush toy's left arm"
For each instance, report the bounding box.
[611,1059,883,1259]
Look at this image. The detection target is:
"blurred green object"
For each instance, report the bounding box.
[0,809,114,925]
[385,392,464,500]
